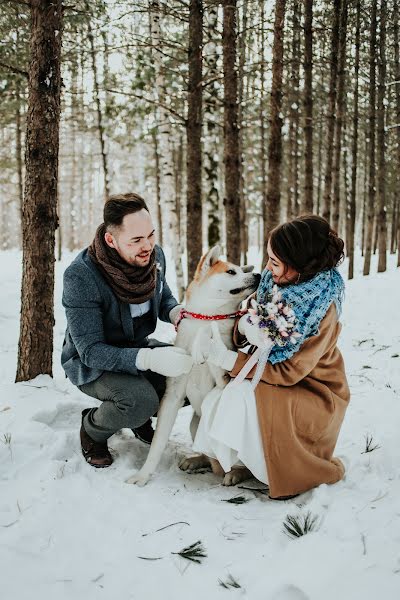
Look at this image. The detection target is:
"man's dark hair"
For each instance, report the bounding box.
[104,193,149,230]
[269,215,345,282]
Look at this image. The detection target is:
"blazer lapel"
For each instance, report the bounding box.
[120,302,134,341]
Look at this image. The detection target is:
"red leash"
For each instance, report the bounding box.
[175,308,247,331]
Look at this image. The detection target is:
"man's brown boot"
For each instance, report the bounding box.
[80,409,113,468]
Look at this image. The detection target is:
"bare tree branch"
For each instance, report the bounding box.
[104,88,186,123]
[0,60,28,78]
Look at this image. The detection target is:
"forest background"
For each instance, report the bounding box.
[0,0,399,382]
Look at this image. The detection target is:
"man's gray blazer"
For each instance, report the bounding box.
[61,245,179,386]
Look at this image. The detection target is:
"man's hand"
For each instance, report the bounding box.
[194,322,238,371]
[169,305,183,326]
[136,346,193,377]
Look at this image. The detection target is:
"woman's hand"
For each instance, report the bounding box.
[192,323,238,371]
[238,312,264,347]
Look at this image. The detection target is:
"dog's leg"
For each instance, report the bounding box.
[189,411,200,441]
[222,466,253,486]
[126,376,187,486]
[179,454,212,473]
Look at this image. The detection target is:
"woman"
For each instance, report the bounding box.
[193,215,350,499]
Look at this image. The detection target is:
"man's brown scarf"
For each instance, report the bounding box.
[88,224,156,304]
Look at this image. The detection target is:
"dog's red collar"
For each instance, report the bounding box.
[175,308,247,331]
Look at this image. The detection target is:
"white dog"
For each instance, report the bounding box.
[126,245,260,486]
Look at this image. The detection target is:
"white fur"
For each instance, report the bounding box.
[126,246,259,486]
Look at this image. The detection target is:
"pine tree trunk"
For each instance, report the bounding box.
[263,0,286,264]
[238,0,249,262]
[86,6,110,201]
[316,34,326,216]
[377,0,387,273]
[223,0,241,264]
[152,130,163,247]
[204,4,221,248]
[331,0,348,233]
[322,0,341,223]
[347,0,360,280]
[394,0,400,266]
[287,0,301,219]
[302,0,313,214]
[149,0,185,294]
[15,79,24,248]
[363,0,377,276]
[16,0,62,382]
[187,0,203,282]
[260,0,268,244]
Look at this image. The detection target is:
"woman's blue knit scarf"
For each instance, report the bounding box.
[256,268,345,364]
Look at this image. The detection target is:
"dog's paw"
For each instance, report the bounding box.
[179,454,212,473]
[222,467,252,486]
[125,471,151,486]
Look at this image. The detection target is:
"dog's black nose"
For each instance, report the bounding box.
[254,272,261,284]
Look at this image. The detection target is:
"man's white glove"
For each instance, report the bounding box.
[169,305,183,326]
[238,313,263,347]
[136,346,193,377]
[196,322,238,371]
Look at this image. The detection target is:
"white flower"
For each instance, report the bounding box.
[267,302,278,314]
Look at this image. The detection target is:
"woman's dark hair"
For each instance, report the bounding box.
[104,193,149,230]
[269,215,345,281]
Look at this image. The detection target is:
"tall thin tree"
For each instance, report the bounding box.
[376,0,387,272]
[16,0,62,382]
[347,0,360,280]
[302,0,313,214]
[186,0,203,281]
[331,0,348,233]
[363,0,377,276]
[263,0,286,265]
[223,0,240,264]
[321,0,341,223]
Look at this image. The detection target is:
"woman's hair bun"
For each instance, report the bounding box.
[269,215,345,281]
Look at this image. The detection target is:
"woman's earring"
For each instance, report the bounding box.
[295,273,301,284]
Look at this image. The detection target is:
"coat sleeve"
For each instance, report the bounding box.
[62,263,142,375]
[156,246,179,323]
[230,305,339,387]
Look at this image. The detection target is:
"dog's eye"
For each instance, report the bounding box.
[226,269,236,275]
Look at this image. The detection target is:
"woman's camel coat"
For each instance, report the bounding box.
[231,303,350,499]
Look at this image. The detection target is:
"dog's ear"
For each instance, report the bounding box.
[242,265,254,273]
[194,245,221,280]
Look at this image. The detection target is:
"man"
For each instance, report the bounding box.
[62,193,193,468]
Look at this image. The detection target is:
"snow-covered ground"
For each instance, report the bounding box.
[1,249,399,600]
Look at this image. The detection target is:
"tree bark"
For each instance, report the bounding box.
[347,0,360,280]
[16,0,62,382]
[85,5,110,201]
[223,0,240,264]
[287,0,301,219]
[363,0,377,276]
[238,0,249,262]
[321,0,341,223]
[394,0,400,266]
[15,78,24,248]
[302,0,313,214]
[263,0,286,264]
[149,0,185,295]
[204,3,221,248]
[152,130,163,247]
[186,0,203,282]
[331,0,348,233]
[376,0,387,273]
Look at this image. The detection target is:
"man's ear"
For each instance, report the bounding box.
[104,231,115,249]
[193,245,221,281]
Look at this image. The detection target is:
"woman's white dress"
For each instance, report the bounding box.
[192,379,269,484]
